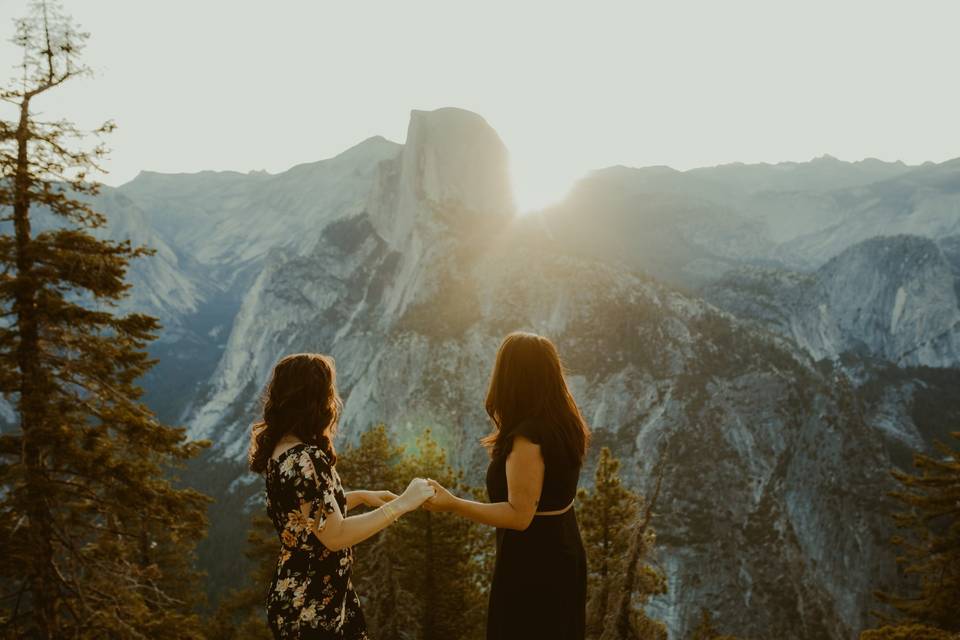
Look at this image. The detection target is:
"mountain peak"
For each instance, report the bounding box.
[402,107,514,215]
[279,135,401,180]
[337,134,401,160]
[408,106,491,127]
[367,107,515,247]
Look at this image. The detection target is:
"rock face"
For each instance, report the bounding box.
[775,160,960,269]
[120,135,401,283]
[52,108,960,638]
[3,186,203,330]
[115,135,402,422]
[939,234,960,278]
[368,107,514,248]
[705,235,960,368]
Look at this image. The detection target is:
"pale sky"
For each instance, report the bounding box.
[2,0,959,212]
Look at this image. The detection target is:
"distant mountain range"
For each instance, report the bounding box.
[9,108,960,639]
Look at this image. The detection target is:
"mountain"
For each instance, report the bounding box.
[941,234,960,276]
[119,135,401,280]
[109,135,404,423]
[0,186,202,329]
[688,154,912,196]
[540,165,773,286]
[704,235,960,368]
[773,160,960,268]
[541,155,960,288]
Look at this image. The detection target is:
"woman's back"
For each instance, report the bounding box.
[484,416,587,640]
[266,443,339,551]
[485,416,580,510]
[263,442,369,638]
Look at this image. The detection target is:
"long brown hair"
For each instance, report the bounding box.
[248,353,343,474]
[481,332,590,462]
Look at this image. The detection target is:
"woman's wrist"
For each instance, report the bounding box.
[380,500,399,522]
[449,495,466,514]
[394,496,416,515]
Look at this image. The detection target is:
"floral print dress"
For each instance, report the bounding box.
[265,442,369,639]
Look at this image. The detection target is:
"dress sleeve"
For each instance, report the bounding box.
[293,446,339,533]
[512,418,543,445]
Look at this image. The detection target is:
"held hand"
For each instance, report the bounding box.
[365,490,399,508]
[395,477,436,513]
[424,479,456,512]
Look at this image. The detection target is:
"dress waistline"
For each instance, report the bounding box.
[534,498,575,516]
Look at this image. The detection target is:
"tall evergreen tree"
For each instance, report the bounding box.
[392,428,491,640]
[578,447,639,613]
[864,431,960,638]
[203,513,275,640]
[579,448,668,640]
[337,423,416,640]
[0,2,211,636]
[579,453,741,640]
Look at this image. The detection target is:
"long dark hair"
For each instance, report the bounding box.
[480,332,590,463]
[248,353,343,474]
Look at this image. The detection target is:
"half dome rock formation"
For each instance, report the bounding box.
[367,107,515,249]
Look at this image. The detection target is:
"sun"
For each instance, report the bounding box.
[509,161,580,215]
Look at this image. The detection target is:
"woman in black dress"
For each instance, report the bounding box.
[426,332,590,640]
[248,353,436,639]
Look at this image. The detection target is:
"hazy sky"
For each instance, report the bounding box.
[1,0,958,211]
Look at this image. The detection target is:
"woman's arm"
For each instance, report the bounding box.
[306,478,433,551]
[344,490,398,511]
[344,490,367,511]
[426,435,544,531]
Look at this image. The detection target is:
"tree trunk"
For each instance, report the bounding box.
[14,95,58,639]
[423,512,436,640]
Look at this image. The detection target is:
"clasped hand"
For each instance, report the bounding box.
[360,478,456,514]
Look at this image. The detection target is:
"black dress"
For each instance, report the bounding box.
[264,443,369,639]
[485,417,587,640]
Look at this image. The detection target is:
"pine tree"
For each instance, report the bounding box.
[0,2,211,636]
[203,514,275,640]
[337,423,415,640]
[864,431,960,638]
[393,428,490,640]
[579,448,668,640]
[578,447,639,616]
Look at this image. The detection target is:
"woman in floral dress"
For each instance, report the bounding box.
[249,353,435,639]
